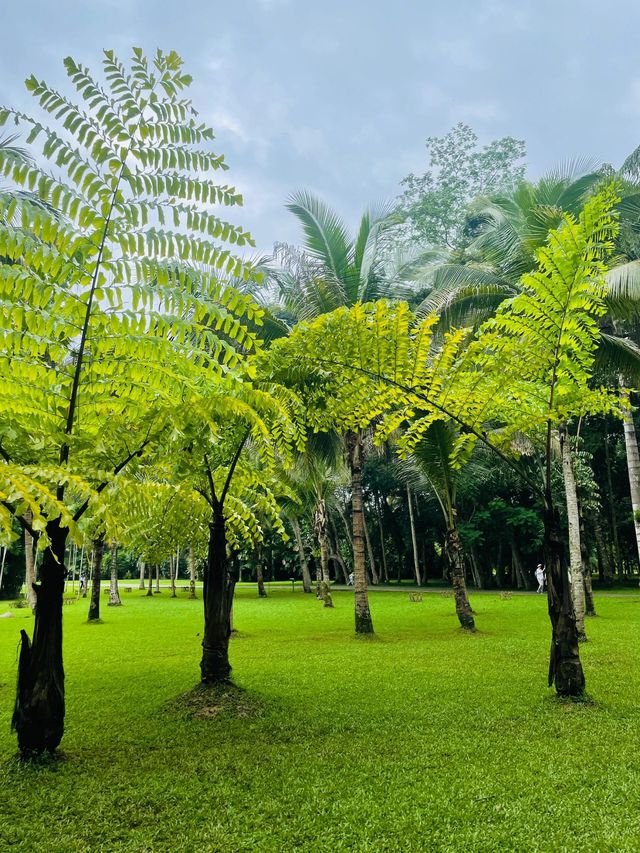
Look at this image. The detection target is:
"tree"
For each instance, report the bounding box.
[0,49,259,754]
[397,123,526,249]
[273,187,620,695]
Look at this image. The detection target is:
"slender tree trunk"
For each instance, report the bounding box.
[138,559,146,590]
[108,543,121,606]
[155,562,160,594]
[362,510,379,585]
[559,426,587,641]
[620,382,640,582]
[188,548,198,599]
[80,546,87,597]
[256,545,267,598]
[470,547,483,589]
[169,552,177,598]
[444,521,475,631]
[291,516,312,593]
[346,431,373,633]
[146,563,154,597]
[87,537,105,622]
[24,508,37,612]
[200,509,233,683]
[313,500,333,607]
[406,484,422,586]
[603,424,623,578]
[376,500,389,582]
[543,503,585,696]
[13,519,67,754]
[593,516,612,584]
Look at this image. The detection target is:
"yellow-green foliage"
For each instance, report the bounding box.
[272,188,620,468]
[0,49,263,541]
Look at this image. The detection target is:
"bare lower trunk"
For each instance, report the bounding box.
[87,537,105,622]
[620,382,640,581]
[363,510,379,585]
[200,510,233,683]
[188,548,197,599]
[544,504,585,696]
[559,426,586,641]
[24,508,37,611]
[12,519,67,754]
[346,431,373,634]
[319,534,333,608]
[444,523,475,631]
[406,484,422,586]
[169,553,177,598]
[291,515,312,593]
[256,547,267,598]
[470,547,483,589]
[604,425,623,578]
[146,563,154,597]
[593,518,612,584]
[377,502,389,582]
[108,543,121,606]
[155,563,160,594]
[138,559,146,590]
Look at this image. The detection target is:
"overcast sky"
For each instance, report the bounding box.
[2,0,640,252]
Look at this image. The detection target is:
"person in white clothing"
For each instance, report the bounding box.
[535,564,545,593]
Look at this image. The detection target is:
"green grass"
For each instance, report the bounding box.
[1,588,639,852]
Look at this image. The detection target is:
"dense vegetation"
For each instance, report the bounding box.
[1,48,640,849]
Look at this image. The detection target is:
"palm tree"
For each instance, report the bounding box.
[276,191,433,632]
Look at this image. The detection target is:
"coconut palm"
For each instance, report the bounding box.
[273,191,437,632]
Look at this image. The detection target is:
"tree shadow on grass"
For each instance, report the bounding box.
[165,682,264,721]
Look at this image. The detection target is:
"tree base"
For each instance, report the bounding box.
[355,613,374,634]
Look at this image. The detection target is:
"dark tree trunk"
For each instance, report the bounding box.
[12,519,67,754]
[87,537,105,622]
[155,562,160,594]
[200,510,233,683]
[346,430,373,634]
[146,563,154,597]
[543,506,585,697]
[444,524,475,631]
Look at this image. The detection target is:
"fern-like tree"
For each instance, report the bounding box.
[0,49,260,754]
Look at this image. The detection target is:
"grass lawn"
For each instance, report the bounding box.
[1,587,639,852]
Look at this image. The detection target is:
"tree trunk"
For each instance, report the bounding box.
[12,519,67,754]
[87,537,105,622]
[291,515,312,593]
[470,547,483,589]
[543,505,585,696]
[620,382,640,581]
[169,553,177,598]
[24,508,37,612]
[444,522,475,631]
[376,500,389,582]
[108,543,122,606]
[188,548,198,599]
[346,431,373,634]
[313,499,333,607]
[593,517,612,584]
[138,559,146,590]
[200,510,233,683]
[155,562,160,593]
[406,484,422,586]
[559,426,587,641]
[603,424,623,579]
[146,563,154,597]
[256,546,267,598]
[362,509,379,585]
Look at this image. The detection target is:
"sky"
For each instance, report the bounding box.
[2,0,640,253]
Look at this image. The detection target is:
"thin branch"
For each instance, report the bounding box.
[203,453,219,507]
[220,427,251,507]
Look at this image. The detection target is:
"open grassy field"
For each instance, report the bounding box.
[1,587,639,852]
